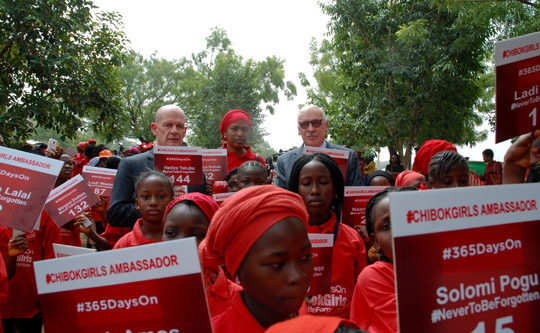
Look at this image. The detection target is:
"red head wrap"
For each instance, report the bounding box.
[266,315,359,332]
[162,193,219,226]
[395,170,425,187]
[200,185,308,278]
[219,109,251,140]
[412,140,457,175]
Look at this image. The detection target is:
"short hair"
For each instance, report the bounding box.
[482,149,494,159]
[105,156,122,170]
[226,168,239,182]
[365,187,417,236]
[133,170,173,199]
[237,160,267,179]
[288,153,344,220]
[297,104,327,120]
[428,150,469,184]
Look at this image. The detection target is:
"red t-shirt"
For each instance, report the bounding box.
[60,224,81,247]
[222,144,266,173]
[0,213,60,319]
[301,213,367,318]
[349,261,397,333]
[113,219,156,249]
[100,224,130,248]
[0,228,9,330]
[211,289,266,333]
[207,267,242,318]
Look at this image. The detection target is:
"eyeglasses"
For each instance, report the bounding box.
[298,119,325,129]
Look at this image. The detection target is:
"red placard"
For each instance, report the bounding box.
[0,146,63,232]
[34,238,212,333]
[390,184,540,332]
[307,233,333,296]
[341,186,387,228]
[202,149,227,182]
[495,31,540,143]
[212,192,235,206]
[44,175,101,227]
[81,165,117,197]
[154,146,203,186]
[303,146,349,181]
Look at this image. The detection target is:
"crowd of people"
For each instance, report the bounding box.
[0,104,538,332]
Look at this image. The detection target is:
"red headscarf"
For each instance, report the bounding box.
[395,170,424,187]
[163,193,219,226]
[266,315,359,332]
[412,140,457,175]
[200,185,308,278]
[219,109,251,140]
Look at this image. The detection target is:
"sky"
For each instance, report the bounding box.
[92,0,511,163]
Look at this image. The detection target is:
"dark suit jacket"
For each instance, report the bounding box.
[275,142,362,189]
[107,150,206,228]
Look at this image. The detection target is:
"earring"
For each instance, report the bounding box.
[136,205,140,210]
[333,194,338,200]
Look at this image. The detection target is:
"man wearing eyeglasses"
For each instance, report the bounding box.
[107,105,206,228]
[275,105,362,188]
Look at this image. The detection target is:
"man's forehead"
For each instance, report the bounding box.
[298,108,324,121]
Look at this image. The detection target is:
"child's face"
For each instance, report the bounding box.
[237,217,313,324]
[298,160,334,217]
[430,165,469,189]
[370,197,393,262]
[135,176,173,224]
[162,204,209,245]
[409,175,426,189]
[227,174,238,192]
[237,167,267,190]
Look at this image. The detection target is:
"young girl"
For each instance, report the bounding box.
[349,187,415,332]
[236,161,268,190]
[161,193,233,318]
[427,150,469,189]
[201,185,313,332]
[288,153,366,319]
[113,170,173,249]
[162,193,219,245]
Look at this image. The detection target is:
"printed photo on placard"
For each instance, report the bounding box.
[154,146,203,186]
[390,184,540,332]
[0,146,64,232]
[34,238,212,333]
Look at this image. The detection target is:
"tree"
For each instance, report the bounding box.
[185,28,297,149]
[118,52,199,143]
[302,0,539,168]
[0,0,129,145]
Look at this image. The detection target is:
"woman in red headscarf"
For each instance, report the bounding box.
[220,109,266,173]
[200,185,314,332]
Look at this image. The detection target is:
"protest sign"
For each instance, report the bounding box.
[202,149,227,182]
[307,233,334,296]
[81,165,117,197]
[53,243,96,258]
[303,146,349,181]
[495,31,540,142]
[390,184,540,332]
[0,146,63,232]
[342,186,387,228]
[154,146,203,186]
[212,192,234,206]
[44,175,100,228]
[35,238,212,333]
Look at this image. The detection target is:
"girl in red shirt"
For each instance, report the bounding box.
[113,170,173,249]
[288,153,367,319]
[350,187,416,332]
[200,185,313,332]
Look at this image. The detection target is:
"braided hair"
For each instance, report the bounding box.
[288,153,345,220]
[428,150,469,187]
[134,169,174,199]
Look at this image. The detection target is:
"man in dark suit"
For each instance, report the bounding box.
[107,105,205,227]
[275,105,362,189]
